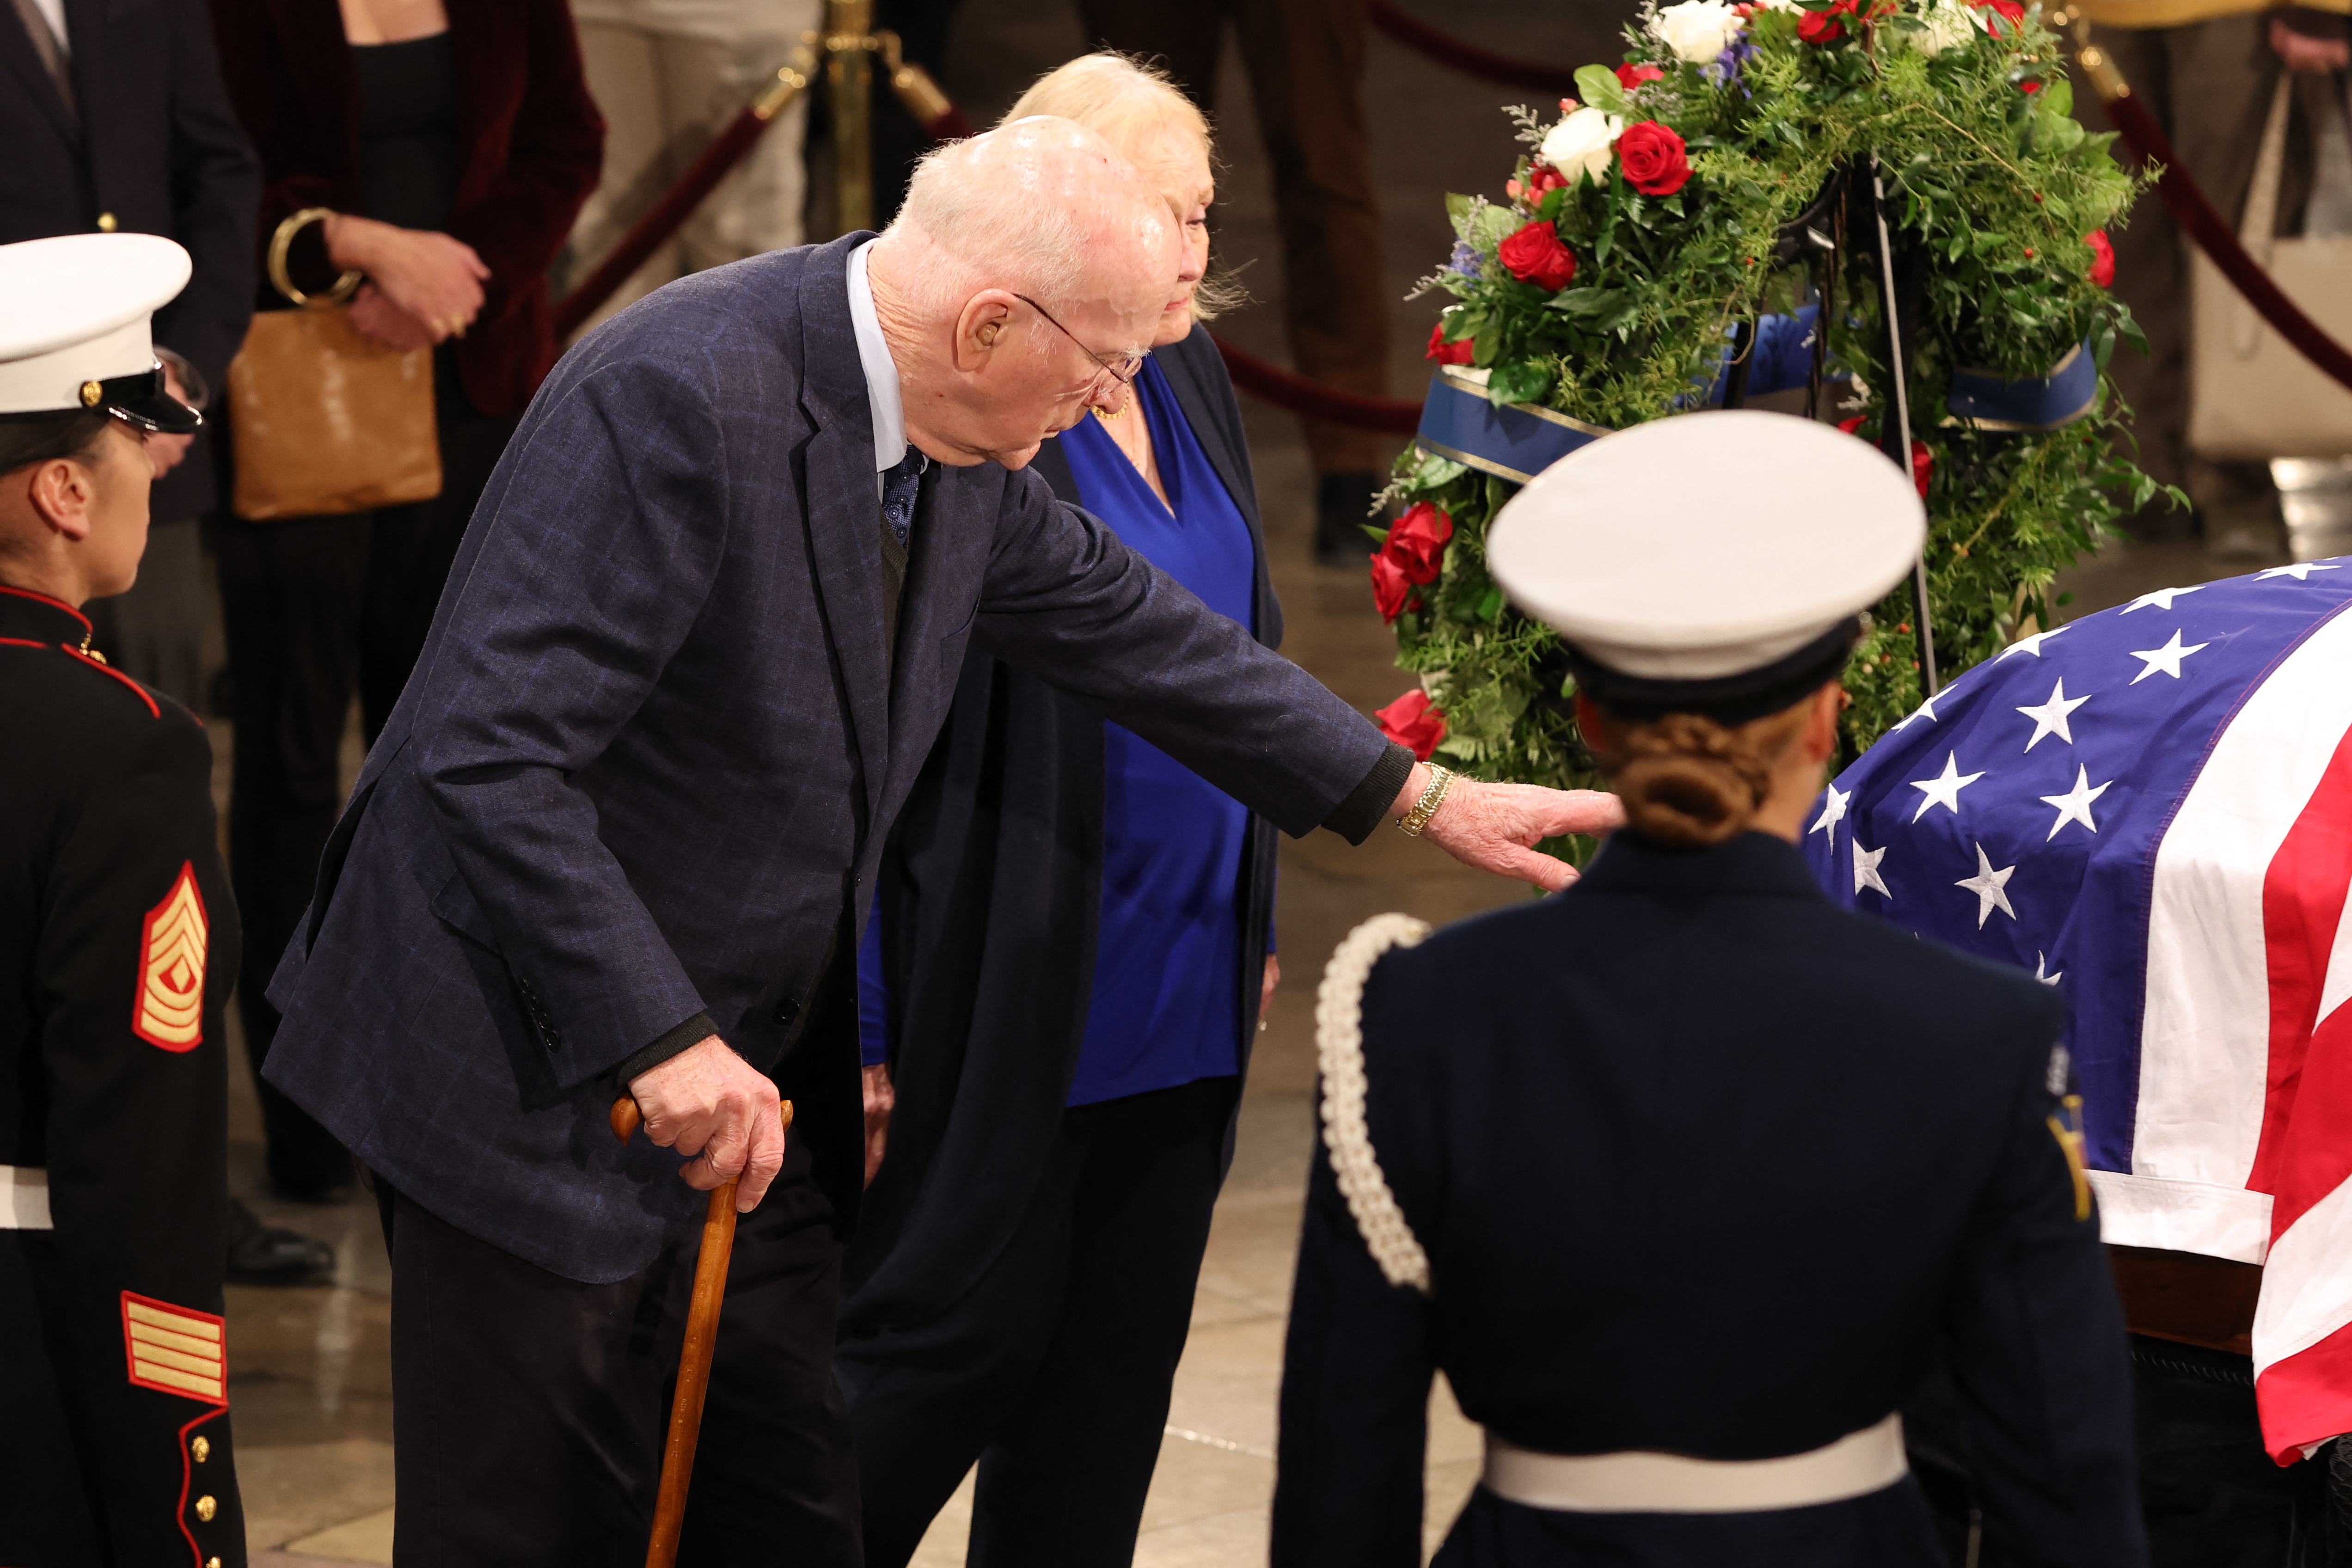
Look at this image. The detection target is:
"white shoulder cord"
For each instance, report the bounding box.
[1315,912,1435,1295]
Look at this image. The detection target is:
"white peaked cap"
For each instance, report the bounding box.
[1486,410,1927,681]
[0,233,193,416]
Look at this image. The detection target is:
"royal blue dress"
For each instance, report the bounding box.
[858,356,1263,1106]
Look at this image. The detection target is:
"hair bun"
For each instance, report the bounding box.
[1594,707,1810,849]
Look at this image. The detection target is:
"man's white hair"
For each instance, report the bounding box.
[881,115,1158,322]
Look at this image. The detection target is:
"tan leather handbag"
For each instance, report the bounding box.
[227,208,441,520]
[2187,78,2352,462]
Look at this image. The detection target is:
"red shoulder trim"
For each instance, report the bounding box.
[0,583,92,633]
[60,644,161,718]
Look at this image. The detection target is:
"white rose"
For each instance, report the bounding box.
[1539,107,1624,186]
[1913,2,1978,52]
[1650,0,1745,62]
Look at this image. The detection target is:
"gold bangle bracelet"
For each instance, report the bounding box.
[1397,764,1455,838]
[268,207,363,308]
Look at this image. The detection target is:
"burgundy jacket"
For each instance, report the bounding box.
[204,0,604,418]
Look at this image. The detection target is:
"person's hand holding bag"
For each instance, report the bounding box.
[324,213,489,346]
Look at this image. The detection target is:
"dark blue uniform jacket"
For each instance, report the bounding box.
[0,587,245,1566]
[1273,830,2147,1568]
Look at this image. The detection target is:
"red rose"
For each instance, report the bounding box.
[1425,321,1475,365]
[1615,62,1666,91]
[1370,552,1416,622]
[1382,502,1454,584]
[1374,689,1448,761]
[1616,122,1692,197]
[1497,221,1578,291]
[2085,229,2116,288]
[1797,0,1851,44]
[1525,163,1568,200]
[1839,417,1932,499]
[1969,0,2024,31]
[2018,79,2042,92]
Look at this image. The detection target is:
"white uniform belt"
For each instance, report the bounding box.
[1,1166,53,1231]
[1482,1413,1907,1514]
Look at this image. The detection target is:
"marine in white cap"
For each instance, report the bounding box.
[0,233,251,1567]
[1271,411,2146,1568]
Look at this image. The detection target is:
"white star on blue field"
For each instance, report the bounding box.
[1800,559,2352,1169]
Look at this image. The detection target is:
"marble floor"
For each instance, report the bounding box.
[202,0,2352,1561]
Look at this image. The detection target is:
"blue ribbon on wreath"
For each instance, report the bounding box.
[1698,306,1823,407]
[1415,366,1611,485]
[1942,342,2098,431]
[1417,320,2096,486]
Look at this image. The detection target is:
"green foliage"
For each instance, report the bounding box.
[1387,0,2167,845]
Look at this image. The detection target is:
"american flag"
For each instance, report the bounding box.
[1801,557,2352,1464]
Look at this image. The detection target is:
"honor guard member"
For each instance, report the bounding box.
[0,234,247,1568]
[1271,411,2145,1568]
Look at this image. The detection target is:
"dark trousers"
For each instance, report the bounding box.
[1909,1336,2347,1564]
[839,1073,1238,1568]
[1077,0,1390,474]
[373,1142,862,1566]
[217,363,514,1194]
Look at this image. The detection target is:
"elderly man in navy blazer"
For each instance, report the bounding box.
[259,116,1617,1562]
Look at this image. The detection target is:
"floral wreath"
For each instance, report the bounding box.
[1366,0,2161,860]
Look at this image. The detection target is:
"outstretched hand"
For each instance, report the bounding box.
[628,1036,788,1211]
[1396,766,1624,892]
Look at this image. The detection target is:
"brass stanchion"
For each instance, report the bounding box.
[827,0,876,235]
[552,11,976,325]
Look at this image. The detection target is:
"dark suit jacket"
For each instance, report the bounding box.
[1273,832,2144,1567]
[204,0,603,418]
[261,237,1403,1285]
[0,0,259,520]
[841,326,1282,1338]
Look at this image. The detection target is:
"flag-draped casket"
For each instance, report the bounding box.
[1802,559,2352,1464]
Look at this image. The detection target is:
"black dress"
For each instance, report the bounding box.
[214,31,522,1199]
[838,326,1287,1567]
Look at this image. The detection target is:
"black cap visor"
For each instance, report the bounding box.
[1566,618,1863,728]
[97,366,201,435]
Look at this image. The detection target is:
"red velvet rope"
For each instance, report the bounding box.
[2103,90,2352,393]
[1209,334,1427,433]
[1366,0,1582,97]
[551,84,965,337]
[553,105,773,340]
[549,55,1430,434]
[925,104,976,140]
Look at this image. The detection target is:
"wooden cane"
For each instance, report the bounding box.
[611,1094,793,1568]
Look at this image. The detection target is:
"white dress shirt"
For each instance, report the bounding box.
[28,0,68,51]
[845,240,906,499]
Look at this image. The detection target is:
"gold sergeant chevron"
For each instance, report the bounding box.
[120,1292,226,1404]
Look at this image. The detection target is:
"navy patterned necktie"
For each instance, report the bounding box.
[881,449,929,547]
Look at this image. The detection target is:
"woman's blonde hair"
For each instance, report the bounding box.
[999,53,1246,322]
[1585,696,1820,850]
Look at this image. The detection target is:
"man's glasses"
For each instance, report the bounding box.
[1013,294,1147,387]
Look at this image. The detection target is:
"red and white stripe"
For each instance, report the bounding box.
[2100,604,2352,1461]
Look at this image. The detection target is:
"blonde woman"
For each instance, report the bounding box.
[839,55,1280,1567]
